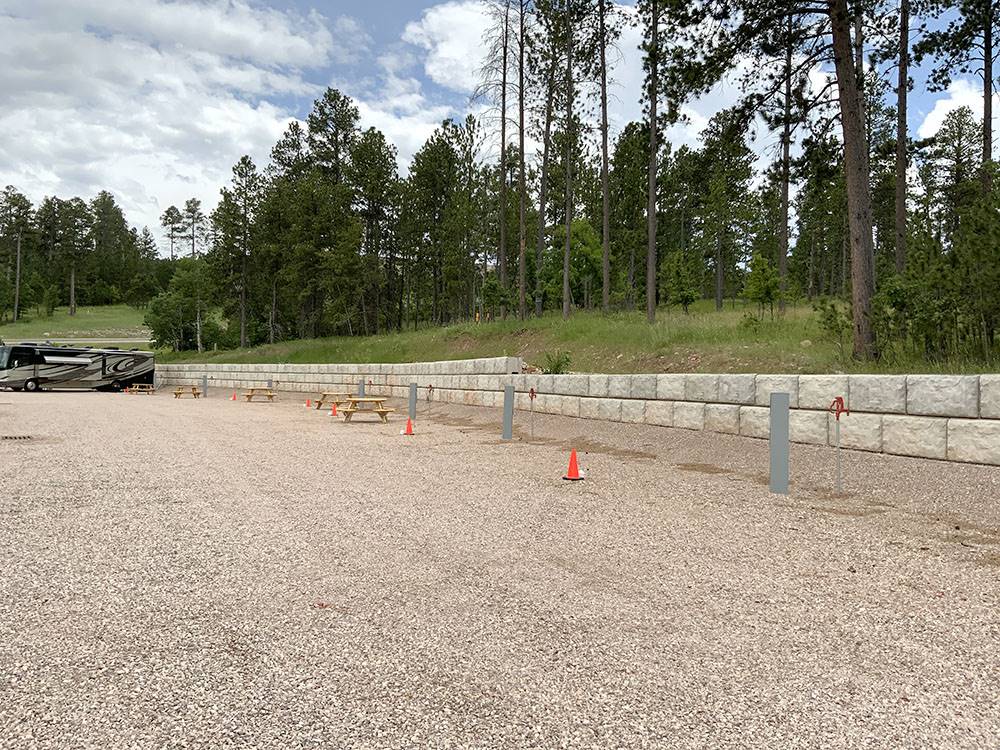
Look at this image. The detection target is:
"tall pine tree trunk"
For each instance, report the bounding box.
[239,256,248,348]
[499,3,510,317]
[13,232,21,322]
[808,234,815,299]
[983,3,994,191]
[714,234,723,311]
[778,15,792,312]
[535,68,556,317]
[894,0,909,272]
[831,0,877,358]
[269,276,277,344]
[599,0,612,313]
[196,301,203,353]
[562,2,574,321]
[517,1,528,320]
[646,0,658,324]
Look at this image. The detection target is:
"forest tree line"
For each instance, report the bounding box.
[2,0,999,363]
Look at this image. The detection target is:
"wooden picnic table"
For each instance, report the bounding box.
[243,387,276,402]
[341,396,395,423]
[125,383,155,394]
[173,386,202,399]
[314,391,356,410]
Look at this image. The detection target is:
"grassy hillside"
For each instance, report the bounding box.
[158,300,995,374]
[0,305,150,345]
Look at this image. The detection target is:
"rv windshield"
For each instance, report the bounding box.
[0,346,10,370]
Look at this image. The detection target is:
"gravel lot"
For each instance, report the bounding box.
[1,389,998,749]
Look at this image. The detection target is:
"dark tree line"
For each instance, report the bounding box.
[3,0,999,363]
[0,188,164,323]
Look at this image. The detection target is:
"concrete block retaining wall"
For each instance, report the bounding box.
[157,360,1000,467]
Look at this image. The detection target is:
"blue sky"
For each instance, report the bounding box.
[0,0,988,244]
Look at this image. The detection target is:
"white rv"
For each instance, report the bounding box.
[0,342,155,392]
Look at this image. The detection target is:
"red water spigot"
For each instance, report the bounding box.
[829,396,849,421]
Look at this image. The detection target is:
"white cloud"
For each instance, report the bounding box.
[917,78,994,138]
[0,1,365,249]
[402,0,491,94]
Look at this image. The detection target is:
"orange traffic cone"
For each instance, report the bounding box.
[563,450,584,481]
[230,391,237,401]
[305,398,312,408]
[400,418,414,436]
[330,403,337,417]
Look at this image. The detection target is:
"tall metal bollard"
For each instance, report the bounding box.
[359,378,366,397]
[267,378,273,389]
[202,374,208,397]
[769,392,790,495]
[409,383,417,420]
[502,385,514,441]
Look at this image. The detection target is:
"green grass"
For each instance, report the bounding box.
[11,300,989,373]
[0,305,150,343]
[159,298,997,374]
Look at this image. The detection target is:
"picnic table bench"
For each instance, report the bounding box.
[243,387,276,402]
[341,396,395,423]
[173,386,202,399]
[125,383,155,394]
[314,392,356,410]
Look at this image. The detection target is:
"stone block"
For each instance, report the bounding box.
[606,375,631,398]
[579,398,603,420]
[552,374,590,396]
[685,374,719,402]
[704,404,740,434]
[717,374,756,405]
[560,396,581,418]
[629,375,658,400]
[947,419,1000,466]
[674,401,705,431]
[981,375,1000,419]
[848,375,906,414]
[620,399,646,423]
[882,415,947,460]
[644,401,674,427]
[542,395,568,415]
[588,374,609,398]
[798,375,848,411]
[533,375,555,394]
[755,375,799,408]
[739,406,770,439]
[790,410,829,446]
[656,374,686,401]
[906,375,979,418]
[516,375,538,393]
[598,398,624,422]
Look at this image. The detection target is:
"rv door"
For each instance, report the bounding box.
[8,347,37,375]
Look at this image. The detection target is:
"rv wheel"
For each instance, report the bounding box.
[24,378,40,392]
[110,380,123,392]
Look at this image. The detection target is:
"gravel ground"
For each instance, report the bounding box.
[1,390,998,749]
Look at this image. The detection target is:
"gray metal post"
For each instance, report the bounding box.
[267,378,273,389]
[835,420,842,494]
[502,385,514,441]
[359,378,365,396]
[409,382,417,420]
[202,374,208,397]
[769,392,790,495]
